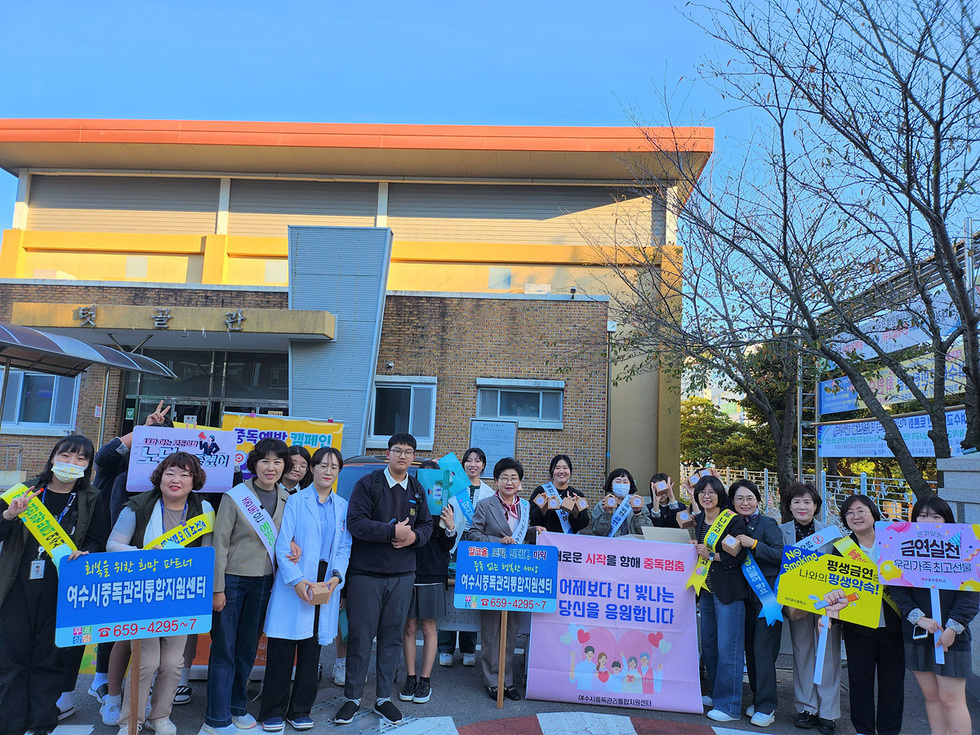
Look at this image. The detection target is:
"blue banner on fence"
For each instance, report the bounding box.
[454,540,558,613]
[55,547,214,648]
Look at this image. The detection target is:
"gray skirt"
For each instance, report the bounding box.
[906,642,972,679]
[407,581,447,620]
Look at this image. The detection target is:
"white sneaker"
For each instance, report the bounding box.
[751,710,776,727]
[745,705,755,716]
[203,725,239,735]
[462,653,476,667]
[707,709,739,722]
[101,696,122,726]
[233,714,258,729]
[146,718,177,735]
[332,659,346,687]
[438,653,453,667]
[119,726,141,735]
[702,695,713,707]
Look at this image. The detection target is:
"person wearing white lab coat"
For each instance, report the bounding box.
[258,447,351,731]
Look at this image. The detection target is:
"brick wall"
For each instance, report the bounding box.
[377,295,609,501]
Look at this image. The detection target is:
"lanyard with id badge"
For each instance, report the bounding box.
[30,490,75,580]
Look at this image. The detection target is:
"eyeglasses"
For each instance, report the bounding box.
[844,507,872,518]
[315,463,340,471]
[389,448,415,457]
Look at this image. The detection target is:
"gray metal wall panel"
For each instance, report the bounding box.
[387,183,655,245]
[228,180,377,237]
[288,226,392,455]
[26,175,219,233]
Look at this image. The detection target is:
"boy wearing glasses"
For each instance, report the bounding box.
[334,433,433,726]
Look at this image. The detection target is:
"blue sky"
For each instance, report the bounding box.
[0,0,742,224]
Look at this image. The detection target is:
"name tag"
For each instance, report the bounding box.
[30,560,45,580]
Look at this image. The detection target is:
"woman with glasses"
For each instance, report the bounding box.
[691,475,748,723]
[836,494,904,735]
[258,447,351,732]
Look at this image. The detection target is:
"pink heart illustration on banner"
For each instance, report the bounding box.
[596,671,610,683]
[648,631,664,647]
[576,629,590,644]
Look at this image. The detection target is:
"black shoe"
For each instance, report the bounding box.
[373,700,402,725]
[816,718,836,735]
[333,700,358,725]
[398,675,417,702]
[795,711,819,729]
[413,678,431,704]
[485,684,498,700]
[503,686,522,701]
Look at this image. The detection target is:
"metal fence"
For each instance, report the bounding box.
[0,444,23,473]
[680,466,935,525]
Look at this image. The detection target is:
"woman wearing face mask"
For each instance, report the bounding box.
[591,469,652,537]
[205,438,292,735]
[729,479,782,728]
[889,496,978,735]
[0,435,107,735]
[280,447,313,495]
[778,482,841,735]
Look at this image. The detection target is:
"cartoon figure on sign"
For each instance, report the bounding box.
[569,645,596,690]
[605,660,624,691]
[621,654,643,693]
[595,652,609,684]
[198,433,220,456]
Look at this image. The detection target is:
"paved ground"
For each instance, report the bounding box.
[53,645,978,735]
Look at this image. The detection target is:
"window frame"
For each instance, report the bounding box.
[0,368,80,436]
[366,375,438,451]
[476,377,564,429]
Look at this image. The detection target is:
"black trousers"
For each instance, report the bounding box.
[0,574,65,734]
[842,625,905,735]
[344,572,414,702]
[744,590,782,716]
[437,629,476,655]
[258,563,326,721]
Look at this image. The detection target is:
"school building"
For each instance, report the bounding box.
[0,119,712,494]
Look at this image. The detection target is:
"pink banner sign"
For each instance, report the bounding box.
[875,520,980,591]
[526,532,701,714]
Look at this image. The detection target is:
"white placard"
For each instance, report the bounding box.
[468,419,518,478]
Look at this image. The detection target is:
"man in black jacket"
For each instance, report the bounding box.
[334,433,433,727]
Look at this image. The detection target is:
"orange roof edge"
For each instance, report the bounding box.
[0,119,713,154]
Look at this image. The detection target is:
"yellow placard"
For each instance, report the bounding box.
[777,547,882,628]
[143,511,215,550]
[220,413,344,471]
[0,483,78,555]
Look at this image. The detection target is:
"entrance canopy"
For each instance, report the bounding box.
[0,321,177,379]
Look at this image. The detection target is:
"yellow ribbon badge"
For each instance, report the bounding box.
[143,511,215,550]
[1,483,78,556]
[686,509,736,595]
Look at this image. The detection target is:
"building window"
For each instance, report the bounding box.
[476,378,564,429]
[368,376,437,450]
[1,369,79,434]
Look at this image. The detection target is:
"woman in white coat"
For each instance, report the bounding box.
[258,447,351,732]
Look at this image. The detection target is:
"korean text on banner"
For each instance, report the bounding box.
[874,520,980,592]
[127,427,236,494]
[221,412,344,480]
[776,546,883,628]
[526,532,702,714]
[454,540,557,613]
[55,547,215,648]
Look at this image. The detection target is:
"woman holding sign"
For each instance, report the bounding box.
[590,469,652,537]
[528,454,588,534]
[464,457,542,701]
[690,474,748,724]
[0,434,105,735]
[258,446,351,732]
[106,451,214,735]
[206,438,291,735]
[889,496,978,735]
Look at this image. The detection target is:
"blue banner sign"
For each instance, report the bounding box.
[55,547,214,648]
[454,540,558,613]
[818,408,967,458]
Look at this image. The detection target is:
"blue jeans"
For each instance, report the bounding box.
[700,592,745,719]
[206,574,273,727]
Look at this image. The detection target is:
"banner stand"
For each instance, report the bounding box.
[931,588,945,665]
[128,640,141,735]
[497,611,507,709]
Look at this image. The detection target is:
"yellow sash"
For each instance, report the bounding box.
[143,511,215,550]
[833,536,900,615]
[0,483,78,555]
[686,509,736,595]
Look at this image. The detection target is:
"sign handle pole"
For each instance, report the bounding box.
[812,618,829,685]
[496,610,507,709]
[129,639,141,735]
[931,587,945,665]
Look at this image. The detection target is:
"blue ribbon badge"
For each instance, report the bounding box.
[741,552,782,626]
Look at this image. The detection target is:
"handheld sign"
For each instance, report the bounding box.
[776,545,882,628]
[417,469,451,516]
[454,540,558,613]
[128,426,236,494]
[55,547,214,648]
